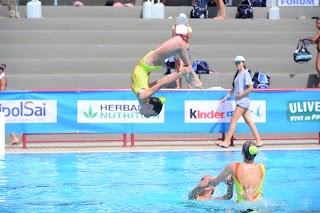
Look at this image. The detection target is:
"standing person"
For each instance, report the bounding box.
[191,0,227,19]
[0,64,19,145]
[198,141,266,203]
[171,13,193,89]
[131,36,203,118]
[188,174,234,200]
[301,17,320,88]
[212,0,227,19]
[216,56,263,148]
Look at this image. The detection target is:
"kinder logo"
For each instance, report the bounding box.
[185,100,266,123]
[278,0,318,6]
[77,100,164,123]
[0,100,57,123]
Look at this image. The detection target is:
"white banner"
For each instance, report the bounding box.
[0,100,57,123]
[77,100,165,123]
[185,100,266,123]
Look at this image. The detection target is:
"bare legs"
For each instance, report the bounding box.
[10,133,19,145]
[147,36,202,88]
[315,51,320,88]
[146,36,192,67]
[216,106,262,148]
[213,0,227,19]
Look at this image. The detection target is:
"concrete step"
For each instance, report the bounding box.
[7,72,317,90]
[0,5,319,19]
[0,30,312,45]
[1,57,317,75]
[0,44,309,60]
[0,18,315,32]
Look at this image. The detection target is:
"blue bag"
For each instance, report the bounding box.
[252,71,270,89]
[192,60,210,74]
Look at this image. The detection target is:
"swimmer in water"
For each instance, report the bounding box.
[188,174,234,200]
[198,141,266,203]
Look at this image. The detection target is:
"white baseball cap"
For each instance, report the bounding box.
[234,56,245,62]
[178,13,187,18]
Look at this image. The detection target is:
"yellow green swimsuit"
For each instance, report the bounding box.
[233,163,265,203]
[131,51,162,99]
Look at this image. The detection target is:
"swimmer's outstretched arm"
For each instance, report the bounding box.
[207,163,235,187]
[215,175,234,200]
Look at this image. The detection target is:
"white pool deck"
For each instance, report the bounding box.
[4,139,320,154]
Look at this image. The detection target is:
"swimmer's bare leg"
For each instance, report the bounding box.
[146,36,191,67]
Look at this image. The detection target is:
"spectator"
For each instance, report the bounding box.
[192,0,227,19]
[0,64,19,145]
[171,13,193,89]
[188,174,234,200]
[198,141,266,203]
[301,17,320,88]
[215,56,263,148]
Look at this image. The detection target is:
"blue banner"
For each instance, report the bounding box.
[0,89,319,134]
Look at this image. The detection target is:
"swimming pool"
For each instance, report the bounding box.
[0,150,319,213]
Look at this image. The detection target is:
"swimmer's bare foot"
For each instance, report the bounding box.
[182,70,203,89]
[213,16,227,20]
[10,139,19,145]
[10,134,19,145]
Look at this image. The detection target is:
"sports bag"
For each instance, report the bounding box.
[251,0,265,6]
[192,60,210,74]
[293,40,312,64]
[191,0,208,19]
[236,0,253,19]
[252,71,270,89]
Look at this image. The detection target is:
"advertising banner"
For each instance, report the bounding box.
[0,89,319,134]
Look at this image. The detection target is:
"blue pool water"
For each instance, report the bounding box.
[0,150,320,213]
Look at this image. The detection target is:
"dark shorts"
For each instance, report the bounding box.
[237,105,248,110]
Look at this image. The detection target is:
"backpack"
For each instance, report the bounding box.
[105,0,114,6]
[251,0,265,6]
[164,56,175,75]
[293,40,312,64]
[191,0,208,19]
[236,0,253,19]
[252,71,270,89]
[192,60,210,74]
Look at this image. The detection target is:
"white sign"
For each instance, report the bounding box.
[0,100,57,123]
[278,0,319,6]
[185,100,266,123]
[77,100,165,123]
